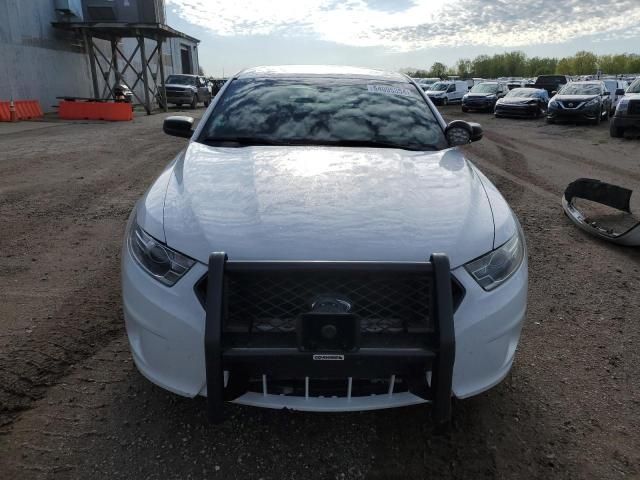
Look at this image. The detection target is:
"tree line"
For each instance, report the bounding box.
[403,51,640,79]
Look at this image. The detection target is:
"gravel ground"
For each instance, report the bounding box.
[1,105,639,479]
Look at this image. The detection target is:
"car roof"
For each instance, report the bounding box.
[236,65,409,82]
[569,80,603,85]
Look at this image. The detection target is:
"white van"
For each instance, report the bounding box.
[425,80,469,105]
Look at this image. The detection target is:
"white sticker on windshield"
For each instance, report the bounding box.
[368,85,414,97]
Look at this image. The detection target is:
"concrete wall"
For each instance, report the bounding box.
[0,0,199,112]
[0,0,93,111]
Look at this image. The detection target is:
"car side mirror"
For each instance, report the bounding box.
[445,120,483,146]
[163,116,194,138]
[616,88,625,96]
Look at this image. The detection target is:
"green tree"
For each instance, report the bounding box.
[572,51,598,75]
[428,62,448,79]
[456,58,472,78]
[556,57,573,75]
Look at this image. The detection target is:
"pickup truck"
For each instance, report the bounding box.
[533,75,570,95]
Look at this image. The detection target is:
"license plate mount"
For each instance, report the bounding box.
[297,313,360,352]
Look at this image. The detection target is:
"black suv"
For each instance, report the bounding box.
[461,82,508,112]
[533,75,570,96]
[547,81,612,125]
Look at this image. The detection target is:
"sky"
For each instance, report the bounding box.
[165,0,640,77]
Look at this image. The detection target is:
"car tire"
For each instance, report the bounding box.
[461,106,469,113]
[610,125,624,138]
[592,111,601,125]
[204,98,211,107]
[190,95,198,109]
[443,97,449,106]
[602,108,609,121]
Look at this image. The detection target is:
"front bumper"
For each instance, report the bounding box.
[428,96,446,105]
[165,91,195,103]
[123,246,527,417]
[611,114,640,130]
[495,103,540,117]
[547,104,600,121]
[463,98,496,110]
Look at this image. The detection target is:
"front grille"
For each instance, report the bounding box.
[195,270,464,335]
[629,100,640,115]
[560,101,582,109]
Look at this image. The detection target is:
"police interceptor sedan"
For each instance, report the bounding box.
[122,65,528,426]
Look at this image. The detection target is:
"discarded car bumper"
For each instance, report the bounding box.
[495,104,539,117]
[122,243,528,420]
[562,178,640,246]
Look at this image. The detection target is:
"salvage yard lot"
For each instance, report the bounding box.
[1,106,639,479]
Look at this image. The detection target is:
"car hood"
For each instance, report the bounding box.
[165,83,196,89]
[160,143,497,268]
[466,93,496,98]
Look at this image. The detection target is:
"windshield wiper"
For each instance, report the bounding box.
[200,136,289,147]
[200,136,437,151]
[312,139,437,151]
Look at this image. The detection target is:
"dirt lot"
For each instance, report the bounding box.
[1,106,639,479]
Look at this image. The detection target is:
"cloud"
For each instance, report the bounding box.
[166,0,640,51]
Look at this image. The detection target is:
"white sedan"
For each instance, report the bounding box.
[122,65,527,426]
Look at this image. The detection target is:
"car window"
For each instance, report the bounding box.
[430,82,449,91]
[506,88,538,98]
[558,83,601,95]
[470,83,499,93]
[166,75,196,86]
[447,85,456,93]
[199,77,448,151]
[627,79,640,93]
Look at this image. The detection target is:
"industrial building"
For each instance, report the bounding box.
[0,0,200,113]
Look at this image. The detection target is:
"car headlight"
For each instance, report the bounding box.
[584,98,599,107]
[128,220,195,286]
[616,98,629,113]
[464,229,525,291]
[549,100,558,108]
[486,94,497,99]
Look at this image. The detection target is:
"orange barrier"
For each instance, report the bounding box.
[0,100,43,121]
[58,100,133,121]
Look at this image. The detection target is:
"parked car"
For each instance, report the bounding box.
[461,82,509,112]
[602,79,629,114]
[162,74,212,109]
[415,78,440,91]
[494,88,549,118]
[547,81,612,125]
[123,65,527,424]
[533,74,570,95]
[610,78,640,137]
[425,80,469,105]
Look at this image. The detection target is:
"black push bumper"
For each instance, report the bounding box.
[203,253,456,426]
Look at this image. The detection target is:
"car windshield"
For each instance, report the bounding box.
[471,83,499,93]
[627,79,640,93]
[429,82,449,91]
[535,75,566,84]
[506,88,540,98]
[199,77,447,151]
[559,84,601,95]
[166,75,196,85]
